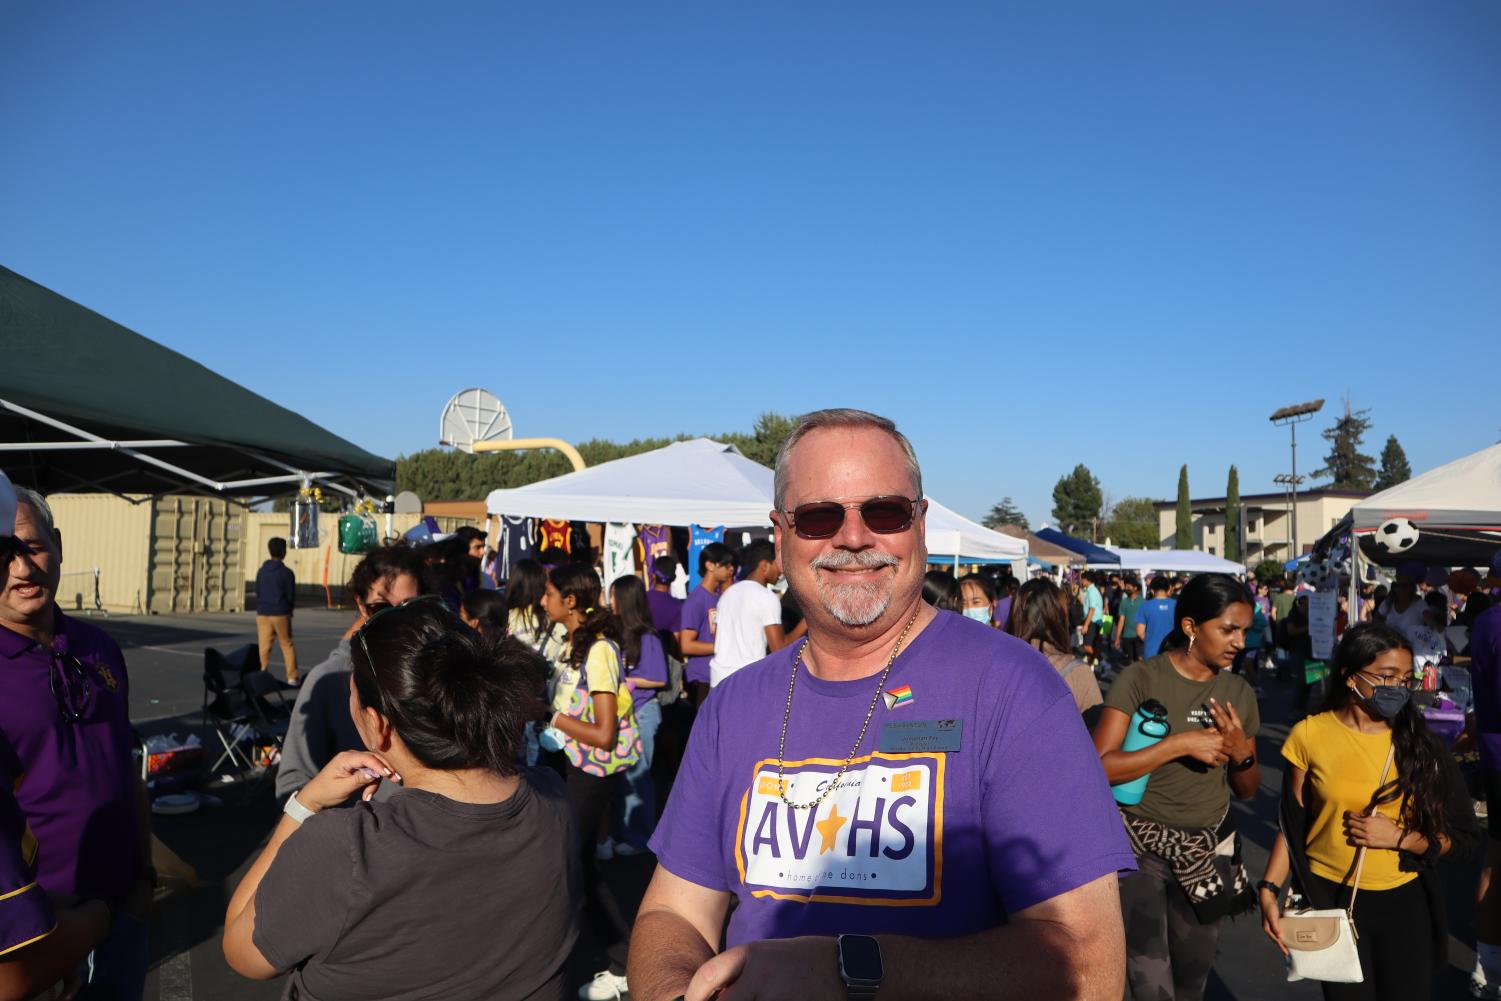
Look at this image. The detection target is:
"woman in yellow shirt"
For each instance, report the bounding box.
[1259,623,1479,1000]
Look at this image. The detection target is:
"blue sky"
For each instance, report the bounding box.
[3,3,1496,528]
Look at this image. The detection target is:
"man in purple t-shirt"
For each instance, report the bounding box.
[1469,550,1501,992]
[629,410,1132,1001]
[645,556,686,633]
[0,484,152,998]
[677,543,736,706]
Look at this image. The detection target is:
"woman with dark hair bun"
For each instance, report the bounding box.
[1258,623,1480,999]
[222,599,581,1000]
[1006,577,1103,722]
[1092,572,1262,1000]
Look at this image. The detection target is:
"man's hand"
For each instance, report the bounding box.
[686,936,842,1001]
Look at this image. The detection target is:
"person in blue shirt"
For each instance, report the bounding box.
[255,536,300,684]
[1135,576,1177,659]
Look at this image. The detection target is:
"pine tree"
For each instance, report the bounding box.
[1051,465,1103,539]
[1175,466,1192,549]
[1225,466,1241,562]
[982,497,1029,531]
[1373,435,1412,491]
[1312,398,1377,490]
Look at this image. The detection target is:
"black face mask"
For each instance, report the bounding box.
[1361,684,1411,720]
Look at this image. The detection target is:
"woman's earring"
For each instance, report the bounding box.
[1188,633,1197,652]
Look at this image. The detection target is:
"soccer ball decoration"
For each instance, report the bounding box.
[1374,518,1421,555]
[1300,562,1329,588]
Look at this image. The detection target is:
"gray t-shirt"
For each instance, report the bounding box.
[1104,654,1260,830]
[254,771,581,1001]
[275,640,362,800]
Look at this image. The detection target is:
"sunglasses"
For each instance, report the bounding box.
[49,651,94,724]
[355,595,446,708]
[783,496,919,540]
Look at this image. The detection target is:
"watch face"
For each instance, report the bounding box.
[839,934,883,982]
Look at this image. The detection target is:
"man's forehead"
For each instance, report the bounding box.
[782,427,914,503]
[12,501,51,537]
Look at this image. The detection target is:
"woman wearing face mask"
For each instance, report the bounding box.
[1093,573,1261,1001]
[958,573,997,626]
[1258,623,1479,1000]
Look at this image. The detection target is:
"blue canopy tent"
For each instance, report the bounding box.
[1034,528,1120,566]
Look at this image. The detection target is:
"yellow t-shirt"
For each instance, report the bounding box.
[551,639,627,715]
[1281,711,1416,891]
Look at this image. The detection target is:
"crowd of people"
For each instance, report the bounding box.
[2,411,1500,1001]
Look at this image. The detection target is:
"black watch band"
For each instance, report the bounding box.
[1256,879,1281,897]
[1231,753,1257,772]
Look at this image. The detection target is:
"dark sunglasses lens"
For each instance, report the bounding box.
[861,499,914,533]
[793,503,845,538]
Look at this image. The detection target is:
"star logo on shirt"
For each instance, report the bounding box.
[94,664,119,692]
[815,804,848,855]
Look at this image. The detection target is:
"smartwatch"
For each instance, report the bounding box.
[1231,753,1256,772]
[283,792,317,825]
[837,933,883,999]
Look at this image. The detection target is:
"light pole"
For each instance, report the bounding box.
[1270,400,1324,557]
[1273,472,1304,562]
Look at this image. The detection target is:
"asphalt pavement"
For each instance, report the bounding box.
[100,609,1483,1001]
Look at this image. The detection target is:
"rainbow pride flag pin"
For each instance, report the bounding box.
[882,684,915,710]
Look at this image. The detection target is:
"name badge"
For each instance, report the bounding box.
[877,719,962,754]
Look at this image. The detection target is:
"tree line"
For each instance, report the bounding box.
[981,397,1411,561]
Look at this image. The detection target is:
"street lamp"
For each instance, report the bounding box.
[1270,400,1323,557]
[1273,472,1305,561]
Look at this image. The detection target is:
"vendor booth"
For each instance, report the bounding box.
[1339,441,1501,567]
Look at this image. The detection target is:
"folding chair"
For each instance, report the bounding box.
[202,653,256,775]
[239,671,293,801]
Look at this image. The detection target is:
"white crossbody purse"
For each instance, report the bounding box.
[1279,744,1395,984]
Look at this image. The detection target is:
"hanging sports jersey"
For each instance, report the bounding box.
[498,515,536,581]
[688,524,725,591]
[601,523,637,594]
[638,524,673,571]
[539,518,571,554]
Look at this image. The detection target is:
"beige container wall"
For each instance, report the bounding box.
[47,494,245,614]
[244,512,481,608]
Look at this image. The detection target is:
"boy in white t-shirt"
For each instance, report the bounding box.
[709,541,807,688]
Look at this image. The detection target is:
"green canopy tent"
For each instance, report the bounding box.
[0,266,393,501]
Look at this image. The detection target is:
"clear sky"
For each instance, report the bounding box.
[3,3,1496,528]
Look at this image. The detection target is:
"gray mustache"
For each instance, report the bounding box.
[809,551,900,571]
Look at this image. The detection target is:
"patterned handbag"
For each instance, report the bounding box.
[561,641,643,778]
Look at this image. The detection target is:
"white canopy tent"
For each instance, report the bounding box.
[483,438,1028,566]
[1346,441,1501,566]
[484,438,775,526]
[925,499,1028,567]
[1097,548,1246,574]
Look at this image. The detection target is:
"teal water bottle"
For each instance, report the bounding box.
[1113,698,1170,806]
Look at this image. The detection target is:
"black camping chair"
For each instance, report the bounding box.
[239,671,294,801]
[202,651,256,775]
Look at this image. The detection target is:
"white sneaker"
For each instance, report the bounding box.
[579,970,628,1000]
[594,840,614,862]
[1471,975,1501,999]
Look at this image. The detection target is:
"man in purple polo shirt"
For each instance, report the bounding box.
[0,483,152,999]
[628,410,1132,1001]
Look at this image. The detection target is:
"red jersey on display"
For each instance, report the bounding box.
[539,519,571,553]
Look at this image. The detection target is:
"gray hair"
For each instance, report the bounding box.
[772,408,923,510]
[14,487,54,535]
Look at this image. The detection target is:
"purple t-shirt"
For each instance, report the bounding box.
[1470,605,1501,771]
[625,631,669,712]
[0,610,141,897]
[0,786,53,954]
[647,590,685,634]
[650,612,1134,946]
[680,586,719,685]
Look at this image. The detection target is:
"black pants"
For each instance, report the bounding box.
[1119,851,1223,1001]
[1121,637,1143,665]
[547,753,633,970]
[1306,873,1433,1001]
